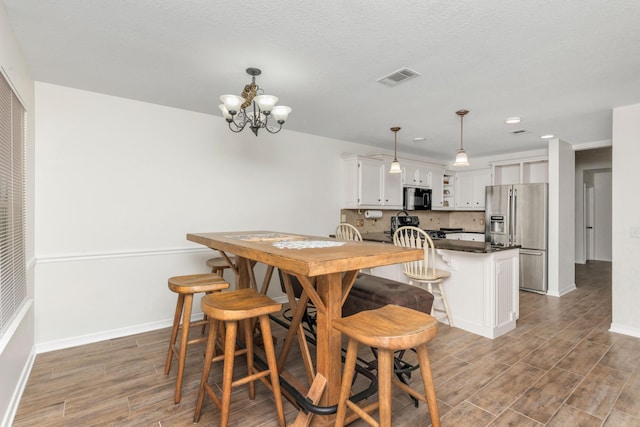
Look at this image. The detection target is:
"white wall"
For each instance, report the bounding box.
[33,82,392,351]
[548,139,576,297]
[0,4,35,427]
[574,148,612,263]
[611,103,640,337]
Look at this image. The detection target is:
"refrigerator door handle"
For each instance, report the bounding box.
[521,249,543,256]
[512,189,517,245]
[508,189,514,246]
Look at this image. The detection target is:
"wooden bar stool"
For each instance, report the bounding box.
[206,256,236,279]
[333,304,441,427]
[193,288,285,427]
[164,273,229,404]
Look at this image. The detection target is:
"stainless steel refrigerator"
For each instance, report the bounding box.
[485,183,548,293]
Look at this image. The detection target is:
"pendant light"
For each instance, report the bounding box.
[389,127,402,173]
[453,109,470,167]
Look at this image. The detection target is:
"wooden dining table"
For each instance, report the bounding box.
[187,230,423,425]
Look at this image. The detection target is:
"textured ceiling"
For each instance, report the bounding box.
[3,0,640,163]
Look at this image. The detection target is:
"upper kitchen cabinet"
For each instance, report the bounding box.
[402,160,431,188]
[341,155,403,209]
[454,169,491,210]
[428,165,445,210]
[403,160,446,208]
[492,157,548,185]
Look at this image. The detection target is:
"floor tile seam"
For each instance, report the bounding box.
[562,401,606,422]
[551,356,616,422]
[552,333,609,375]
[433,355,510,393]
[443,399,495,424]
[495,405,542,426]
[599,362,638,421]
[463,361,546,415]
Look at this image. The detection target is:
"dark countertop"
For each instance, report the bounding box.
[360,232,520,254]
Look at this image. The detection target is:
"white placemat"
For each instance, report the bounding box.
[272,240,346,250]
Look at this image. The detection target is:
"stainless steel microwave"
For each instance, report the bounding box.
[404,187,432,210]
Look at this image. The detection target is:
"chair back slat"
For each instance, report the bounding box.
[335,223,363,242]
[392,226,436,278]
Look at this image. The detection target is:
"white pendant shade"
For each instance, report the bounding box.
[389,159,402,173]
[272,105,292,122]
[218,104,233,120]
[453,150,470,166]
[254,95,279,113]
[219,94,245,114]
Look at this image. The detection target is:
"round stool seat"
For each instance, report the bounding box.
[206,256,235,270]
[168,273,228,294]
[202,288,281,321]
[333,304,438,350]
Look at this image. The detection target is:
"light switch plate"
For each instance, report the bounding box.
[341,214,346,222]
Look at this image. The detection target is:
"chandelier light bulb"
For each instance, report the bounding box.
[272,106,292,123]
[219,94,245,114]
[254,95,279,113]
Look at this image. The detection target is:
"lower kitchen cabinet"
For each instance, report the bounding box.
[370,247,519,339]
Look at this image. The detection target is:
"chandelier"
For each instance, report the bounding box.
[218,68,292,136]
[453,109,470,167]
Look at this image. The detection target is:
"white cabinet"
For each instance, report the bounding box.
[358,157,384,205]
[446,232,485,242]
[492,157,548,185]
[382,158,403,207]
[428,165,445,209]
[341,155,403,209]
[454,169,491,210]
[402,161,431,188]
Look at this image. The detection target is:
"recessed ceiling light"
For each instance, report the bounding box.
[414,137,426,142]
[540,134,555,139]
[505,117,521,124]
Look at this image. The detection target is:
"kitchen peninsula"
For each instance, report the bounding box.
[362,232,520,339]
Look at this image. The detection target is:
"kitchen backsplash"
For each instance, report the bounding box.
[340,209,485,234]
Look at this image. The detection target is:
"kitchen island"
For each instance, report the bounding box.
[361,232,520,339]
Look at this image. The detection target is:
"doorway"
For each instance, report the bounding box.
[575,147,612,265]
[584,183,595,261]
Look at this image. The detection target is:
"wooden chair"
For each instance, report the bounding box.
[164,273,229,404]
[333,304,441,427]
[335,223,362,241]
[393,226,453,326]
[193,288,285,427]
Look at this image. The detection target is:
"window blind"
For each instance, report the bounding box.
[0,72,26,340]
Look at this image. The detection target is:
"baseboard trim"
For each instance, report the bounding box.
[609,323,640,339]
[36,316,177,354]
[1,347,35,427]
[36,292,290,354]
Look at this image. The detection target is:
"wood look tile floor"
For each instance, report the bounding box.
[13,261,640,426]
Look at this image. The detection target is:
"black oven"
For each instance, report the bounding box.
[403,187,432,210]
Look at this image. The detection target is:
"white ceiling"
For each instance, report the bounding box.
[3,0,640,162]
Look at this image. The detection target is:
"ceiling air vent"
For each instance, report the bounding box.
[376,68,420,87]
[510,129,529,135]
